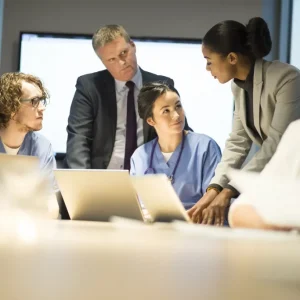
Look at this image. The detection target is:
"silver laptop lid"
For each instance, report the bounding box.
[131,174,191,223]
[54,169,144,222]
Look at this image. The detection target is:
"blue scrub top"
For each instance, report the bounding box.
[130,132,221,210]
[0,131,58,193]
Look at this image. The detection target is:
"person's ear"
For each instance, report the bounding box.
[227,52,238,65]
[130,40,136,51]
[146,117,155,127]
[10,112,16,120]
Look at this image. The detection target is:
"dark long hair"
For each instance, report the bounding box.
[137,82,180,121]
[203,17,272,59]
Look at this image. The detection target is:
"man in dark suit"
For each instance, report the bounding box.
[65,24,190,170]
[60,24,192,218]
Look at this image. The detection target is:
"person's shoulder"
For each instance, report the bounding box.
[27,132,53,155]
[188,131,215,142]
[263,59,300,84]
[132,139,155,159]
[75,70,113,99]
[187,132,220,150]
[140,68,173,84]
[77,69,111,84]
[29,131,51,145]
[265,59,300,74]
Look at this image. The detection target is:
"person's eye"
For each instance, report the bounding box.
[32,98,40,107]
[207,62,212,66]
[163,109,169,114]
[108,58,115,62]
[120,50,127,56]
[176,104,182,109]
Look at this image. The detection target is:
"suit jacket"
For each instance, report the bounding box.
[65,68,191,169]
[210,59,300,187]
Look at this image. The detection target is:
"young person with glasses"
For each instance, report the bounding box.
[0,72,59,217]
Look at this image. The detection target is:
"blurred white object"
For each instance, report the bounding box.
[228,120,300,229]
[0,154,52,217]
[228,169,300,228]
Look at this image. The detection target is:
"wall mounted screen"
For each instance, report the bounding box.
[19,32,233,154]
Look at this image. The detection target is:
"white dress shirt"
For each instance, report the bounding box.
[107,67,144,169]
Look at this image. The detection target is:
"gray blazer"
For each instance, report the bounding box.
[210,59,300,187]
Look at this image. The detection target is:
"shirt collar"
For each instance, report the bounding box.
[0,132,30,153]
[115,66,142,93]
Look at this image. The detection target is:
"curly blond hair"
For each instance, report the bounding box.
[0,72,49,129]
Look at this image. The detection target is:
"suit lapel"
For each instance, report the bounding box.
[141,69,155,143]
[253,59,264,138]
[237,88,262,144]
[140,68,155,84]
[100,72,117,150]
[238,88,255,140]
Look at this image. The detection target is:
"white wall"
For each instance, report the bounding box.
[0,0,3,67]
[1,0,263,74]
[290,0,300,68]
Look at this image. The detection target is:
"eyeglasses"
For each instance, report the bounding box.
[20,97,49,108]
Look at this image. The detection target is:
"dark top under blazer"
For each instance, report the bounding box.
[65,68,191,169]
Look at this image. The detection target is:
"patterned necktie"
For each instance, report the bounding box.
[124,81,137,170]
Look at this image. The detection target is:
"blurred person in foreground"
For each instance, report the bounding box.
[229,119,300,231]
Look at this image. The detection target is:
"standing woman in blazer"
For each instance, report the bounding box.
[188,17,300,225]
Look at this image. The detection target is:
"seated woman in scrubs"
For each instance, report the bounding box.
[130,82,221,210]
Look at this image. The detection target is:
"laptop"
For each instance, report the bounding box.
[130,174,191,223]
[54,169,144,222]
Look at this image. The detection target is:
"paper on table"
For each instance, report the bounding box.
[228,169,300,228]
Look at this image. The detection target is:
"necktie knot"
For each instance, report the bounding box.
[126,81,135,91]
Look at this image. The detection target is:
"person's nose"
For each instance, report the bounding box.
[37,101,46,112]
[119,58,126,66]
[172,110,180,119]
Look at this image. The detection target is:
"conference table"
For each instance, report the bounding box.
[1,212,300,300]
